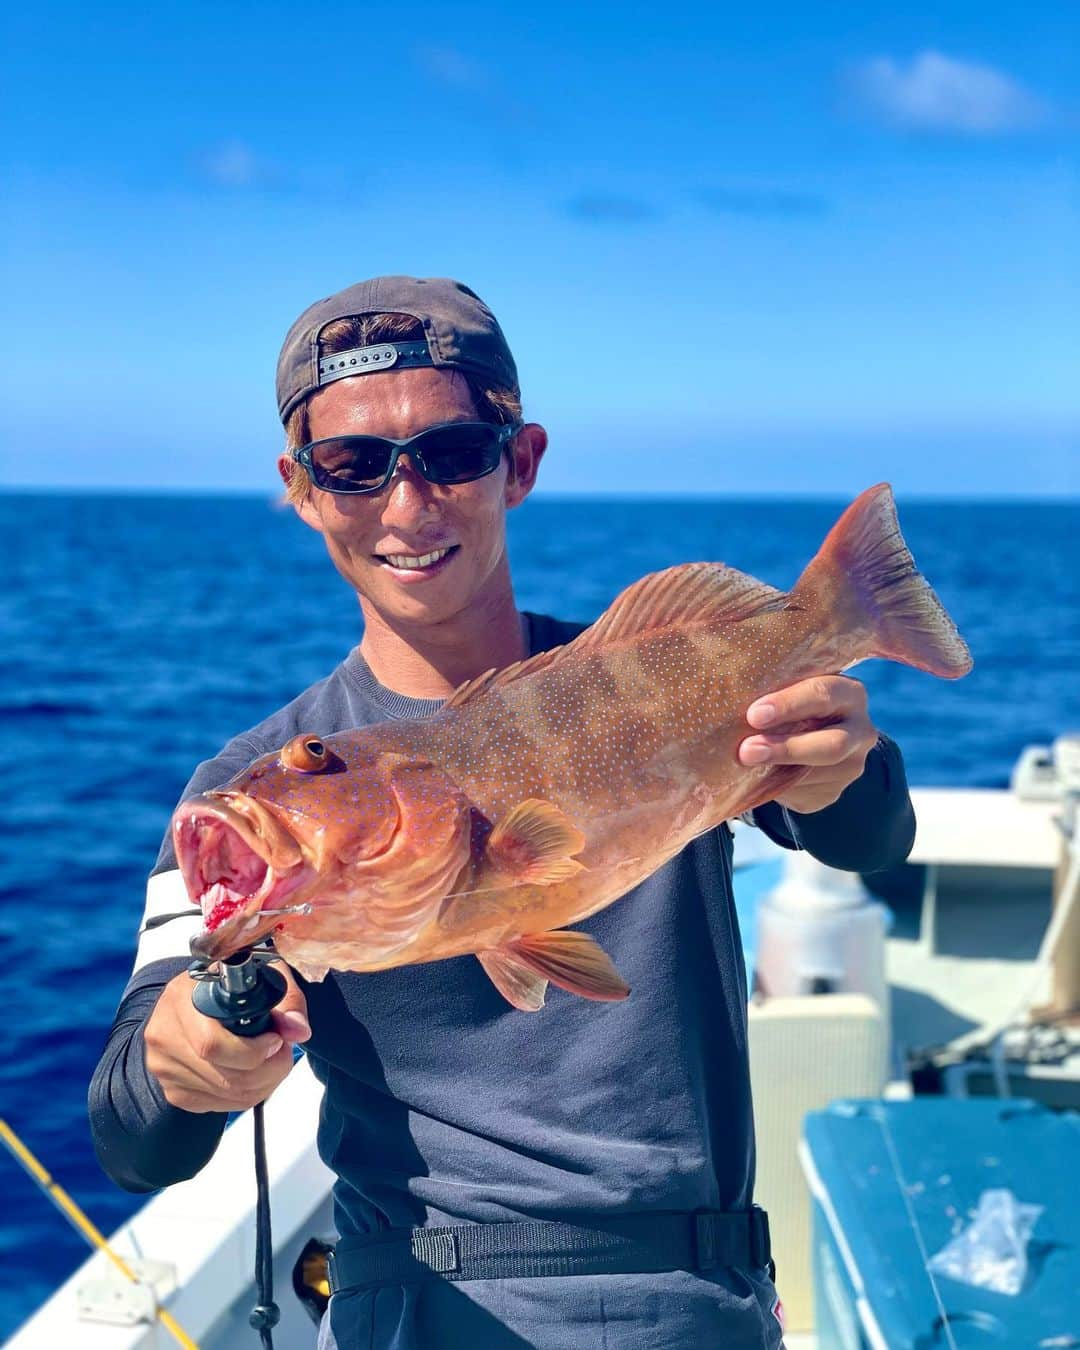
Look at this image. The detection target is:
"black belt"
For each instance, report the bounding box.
[327,1208,771,1293]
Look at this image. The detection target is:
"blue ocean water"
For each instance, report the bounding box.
[1,492,1077,1338]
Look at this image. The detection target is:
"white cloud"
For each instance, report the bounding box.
[198,141,280,189]
[415,44,490,92]
[412,44,532,126]
[853,50,1050,134]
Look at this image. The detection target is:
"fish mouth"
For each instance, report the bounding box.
[174,793,315,962]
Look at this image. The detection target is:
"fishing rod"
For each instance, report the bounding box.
[188,939,287,1350]
[0,1118,200,1350]
[875,1107,959,1350]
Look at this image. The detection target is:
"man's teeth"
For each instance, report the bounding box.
[383,548,452,569]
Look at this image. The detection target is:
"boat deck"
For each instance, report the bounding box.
[886,788,1077,1097]
[7,787,1074,1348]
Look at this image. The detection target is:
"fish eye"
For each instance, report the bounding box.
[281,734,332,773]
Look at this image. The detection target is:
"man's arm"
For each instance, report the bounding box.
[89,938,311,1192]
[88,956,225,1193]
[750,732,915,873]
[739,675,916,874]
[88,738,310,1193]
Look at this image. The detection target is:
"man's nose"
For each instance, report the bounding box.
[380,454,440,524]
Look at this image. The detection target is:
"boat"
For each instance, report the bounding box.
[6,739,1078,1349]
[750,733,1080,1348]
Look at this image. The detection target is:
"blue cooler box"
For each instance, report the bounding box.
[800,1098,1079,1349]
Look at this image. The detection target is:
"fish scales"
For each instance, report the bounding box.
[392,619,809,944]
[431,627,753,816]
[177,484,973,1009]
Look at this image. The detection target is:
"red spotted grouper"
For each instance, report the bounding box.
[175,483,971,1010]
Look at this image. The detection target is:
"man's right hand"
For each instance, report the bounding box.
[144,964,311,1113]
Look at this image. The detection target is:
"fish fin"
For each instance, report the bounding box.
[442,647,564,709]
[573,563,790,651]
[442,666,498,708]
[476,950,549,1012]
[443,567,785,708]
[507,930,631,1002]
[486,799,587,884]
[795,483,973,679]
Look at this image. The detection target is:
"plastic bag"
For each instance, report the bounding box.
[927,1188,1044,1296]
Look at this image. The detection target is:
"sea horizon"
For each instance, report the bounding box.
[4,484,1079,504]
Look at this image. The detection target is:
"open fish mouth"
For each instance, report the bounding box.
[174,793,314,961]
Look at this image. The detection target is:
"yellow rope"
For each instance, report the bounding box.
[0,1118,199,1350]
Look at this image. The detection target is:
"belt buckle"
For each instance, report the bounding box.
[326,1245,341,1295]
[693,1213,717,1272]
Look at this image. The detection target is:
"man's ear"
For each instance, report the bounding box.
[504,423,547,510]
[277,454,324,533]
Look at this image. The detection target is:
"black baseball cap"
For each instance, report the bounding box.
[275,275,519,423]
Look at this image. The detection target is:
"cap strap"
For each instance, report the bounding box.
[317,340,433,386]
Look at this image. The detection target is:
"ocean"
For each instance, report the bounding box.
[1,492,1077,1338]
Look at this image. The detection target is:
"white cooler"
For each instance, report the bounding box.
[754,851,890,1018]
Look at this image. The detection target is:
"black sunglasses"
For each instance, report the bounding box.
[291,420,521,495]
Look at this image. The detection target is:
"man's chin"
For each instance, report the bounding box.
[359,570,471,631]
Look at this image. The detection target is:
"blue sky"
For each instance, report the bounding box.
[2,0,1077,496]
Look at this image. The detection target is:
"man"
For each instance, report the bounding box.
[90,276,915,1349]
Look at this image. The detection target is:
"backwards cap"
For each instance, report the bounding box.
[275,275,519,423]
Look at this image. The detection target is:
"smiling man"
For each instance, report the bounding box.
[90,276,915,1350]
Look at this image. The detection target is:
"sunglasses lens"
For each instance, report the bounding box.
[416,424,505,484]
[302,424,511,493]
[308,439,392,492]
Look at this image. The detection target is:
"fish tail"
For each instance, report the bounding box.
[794,483,973,678]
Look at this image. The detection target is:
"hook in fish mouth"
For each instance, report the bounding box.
[188,902,315,962]
[175,793,314,962]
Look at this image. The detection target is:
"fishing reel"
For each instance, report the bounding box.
[188,941,287,1038]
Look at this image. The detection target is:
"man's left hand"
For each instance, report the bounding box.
[738,675,878,815]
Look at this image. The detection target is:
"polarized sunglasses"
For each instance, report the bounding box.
[291,420,521,495]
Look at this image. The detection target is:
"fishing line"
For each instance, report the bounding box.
[251,1103,276,1350]
[139,904,312,936]
[944,836,1079,1061]
[876,1107,958,1350]
[910,821,1079,1097]
[141,909,201,931]
[437,881,521,900]
[435,856,645,904]
[0,1119,200,1349]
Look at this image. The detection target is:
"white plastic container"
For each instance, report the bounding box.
[754,851,890,1018]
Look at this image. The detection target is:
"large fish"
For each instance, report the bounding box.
[176,484,971,1011]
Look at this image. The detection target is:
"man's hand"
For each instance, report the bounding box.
[144,964,311,1114]
[738,674,878,815]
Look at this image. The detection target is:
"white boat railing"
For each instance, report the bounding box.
[6,1056,332,1350]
